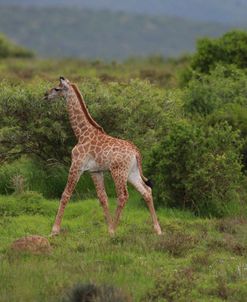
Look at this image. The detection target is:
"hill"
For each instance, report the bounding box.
[0,0,247,25]
[0,33,33,58]
[0,6,232,59]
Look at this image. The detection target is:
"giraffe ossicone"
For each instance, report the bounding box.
[44,77,162,236]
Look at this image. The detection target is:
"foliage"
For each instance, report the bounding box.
[183,64,247,170]
[183,65,247,116]
[0,81,73,164]
[180,30,247,85]
[0,191,45,216]
[147,120,244,216]
[192,30,247,73]
[0,33,33,58]
[207,104,247,170]
[154,230,198,257]
[144,267,197,301]
[0,79,173,164]
[1,30,247,218]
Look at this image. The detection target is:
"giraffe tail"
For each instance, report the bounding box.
[144,178,153,188]
[135,153,153,188]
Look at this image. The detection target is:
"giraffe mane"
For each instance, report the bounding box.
[71,83,105,133]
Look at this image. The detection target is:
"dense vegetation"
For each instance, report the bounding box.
[1,30,247,216]
[1,30,247,301]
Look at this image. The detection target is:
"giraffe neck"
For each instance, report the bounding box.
[65,85,104,140]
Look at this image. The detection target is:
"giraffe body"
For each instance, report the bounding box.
[75,133,137,173]
[45,77,162,236]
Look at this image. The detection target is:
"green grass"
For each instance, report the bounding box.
[0,193,247,301]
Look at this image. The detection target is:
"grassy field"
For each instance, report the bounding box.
[0,192,247,302]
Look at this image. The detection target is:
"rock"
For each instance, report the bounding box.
[11,235,52,254]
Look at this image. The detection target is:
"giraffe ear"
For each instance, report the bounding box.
[59,77,69,89]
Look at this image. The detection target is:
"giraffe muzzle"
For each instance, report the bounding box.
[43,92,49,100]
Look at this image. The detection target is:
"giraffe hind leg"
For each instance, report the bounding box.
[110,167,129,232]
[128,159,162,235]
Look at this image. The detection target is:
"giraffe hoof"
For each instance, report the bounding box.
[108,228,115,236]
[155,226,162,235]
[50,228,60,237]
[49,231,60,237]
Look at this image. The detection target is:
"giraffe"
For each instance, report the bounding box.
[44,77,162,236]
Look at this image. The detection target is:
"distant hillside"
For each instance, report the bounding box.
[0,33,33,58]
[0,0,247,25]
[0,6,234,60]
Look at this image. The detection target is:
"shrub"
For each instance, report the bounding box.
[143,267,196,302]
[0,191,45,216]
[0,79,169,164]
[191,252,212,271]
[1,79,180,198]
[191,30,247,74]
[216,217,247,234]
[180,30,247,85]
[183,65,247,116]
[207,103,247,170]
[147,120,245,216]
[0,81,72,164]
[208,234,247,256]
[155,231,198,257]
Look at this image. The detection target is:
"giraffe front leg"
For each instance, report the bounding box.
[51,163,81,236]
[91,172,114,235]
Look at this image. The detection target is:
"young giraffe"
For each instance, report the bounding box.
[44,77,162,236]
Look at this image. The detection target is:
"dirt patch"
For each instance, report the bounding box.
[11,235,52,254]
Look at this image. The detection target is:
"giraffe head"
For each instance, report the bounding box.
[44,77,71,100]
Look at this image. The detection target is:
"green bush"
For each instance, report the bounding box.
[192,30,247,74]
[183,65,247,116]
[180,30,247,85]
[0,79,169,165]
[143,267,196,302]
[147,120,245,216]
[180,30,247,78]
[0,191,45,216]
[0,81,73,164]
[0,78,180,198]
[207,104,247,170]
